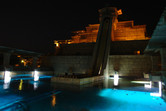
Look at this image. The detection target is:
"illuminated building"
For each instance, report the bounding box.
[42,7,161,79]
[54,20,149,45]
[54,12,150,56]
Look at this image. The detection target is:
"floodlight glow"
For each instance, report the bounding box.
[4,71,11,84]
[114,73,119,86]
[131,81,151,84]
[34,70,39,81]
[150,81,162,97]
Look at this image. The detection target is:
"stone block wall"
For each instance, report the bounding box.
[41,55,160,77]
[110,40,149,55]
[42,56,92,75]
[108,55,160,77]
[58,43,95,56]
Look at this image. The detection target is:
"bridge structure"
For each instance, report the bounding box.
[0,46,42,69]
[0,46,53,89]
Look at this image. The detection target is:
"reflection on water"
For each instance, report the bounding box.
[33,82,39,90]
[51,94,56,107]
[18,79,23,91]
[3,83,10,89]
[1,77,166,111]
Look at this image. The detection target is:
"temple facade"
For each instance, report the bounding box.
[54,20,149,46]
[54,19,150,56]
[42,7,160,78]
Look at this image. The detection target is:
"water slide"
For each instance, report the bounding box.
[89,7,119,75]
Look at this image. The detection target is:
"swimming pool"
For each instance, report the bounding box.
[0,77,166,111]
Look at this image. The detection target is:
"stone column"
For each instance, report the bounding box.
[3,52,11,69]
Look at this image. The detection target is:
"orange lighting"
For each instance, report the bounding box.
[117,9,122,15]
[51,95,56,107]
[55,41,60,47]
[17,55,21,58]
[137,51,141,55]
[21,59,27,66]
[15,64,19,67]
[56,43,59,47]
[21,60,24,63]
[54,21,149,46]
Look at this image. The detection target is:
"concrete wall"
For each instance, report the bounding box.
[42,56,92,75]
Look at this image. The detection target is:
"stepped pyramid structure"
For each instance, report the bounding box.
[43,7,161,82]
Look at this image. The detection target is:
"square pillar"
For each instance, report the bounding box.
[32,56,38,69]
[3,52,11,69]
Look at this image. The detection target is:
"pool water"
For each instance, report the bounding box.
[0,78,166,111]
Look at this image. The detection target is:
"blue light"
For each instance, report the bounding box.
[97,89,166,111]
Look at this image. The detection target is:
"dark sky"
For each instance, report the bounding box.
[0,1,165,54]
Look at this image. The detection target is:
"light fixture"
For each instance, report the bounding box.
[34,70,39,81]
[114,71,119,86]
[4,71,11,84]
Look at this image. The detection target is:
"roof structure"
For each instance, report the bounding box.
[145,7,166,54]
[0,46,42,56]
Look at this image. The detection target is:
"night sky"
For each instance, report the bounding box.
[0,1,165,54]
